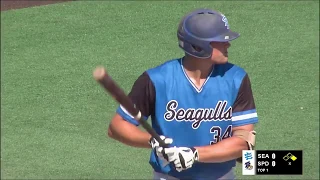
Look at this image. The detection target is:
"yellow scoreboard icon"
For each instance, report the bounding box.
[283,153,297,161]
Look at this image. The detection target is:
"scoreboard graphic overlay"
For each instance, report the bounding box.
[242,150,303,175]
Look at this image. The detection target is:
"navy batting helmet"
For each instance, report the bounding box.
[177,9,240,58]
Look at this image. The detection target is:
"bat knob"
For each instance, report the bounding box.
[93,66,107,81]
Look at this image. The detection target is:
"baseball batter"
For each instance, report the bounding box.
[108,8,258,180]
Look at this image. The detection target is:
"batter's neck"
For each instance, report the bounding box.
[182,56,214,80]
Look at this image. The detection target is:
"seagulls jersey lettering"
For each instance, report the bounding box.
[164,100,232,129]
[116,59,259,179]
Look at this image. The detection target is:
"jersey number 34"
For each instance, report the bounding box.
[210,125,232,145]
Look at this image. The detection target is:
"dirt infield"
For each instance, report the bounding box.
[1,0,72,11]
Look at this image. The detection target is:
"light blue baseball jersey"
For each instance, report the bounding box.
[116,58,258,179]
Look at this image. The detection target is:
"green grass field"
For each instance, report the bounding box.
[1,1,319,179]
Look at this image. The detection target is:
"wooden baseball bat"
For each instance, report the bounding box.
[93,66,168,148]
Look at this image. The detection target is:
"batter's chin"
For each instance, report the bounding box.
[219,57,229,64]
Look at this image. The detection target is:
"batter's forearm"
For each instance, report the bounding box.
[195,137,248,163]
[108,126,151,148]
[108,121,152,148]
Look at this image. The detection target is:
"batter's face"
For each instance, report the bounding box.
[210,42,231,64]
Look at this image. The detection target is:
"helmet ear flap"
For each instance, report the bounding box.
[179,39,204,53]
[178,38,212,58]
[191,45,203,52]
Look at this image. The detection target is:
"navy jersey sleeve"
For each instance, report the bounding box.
[116,72,156,126]
[232,74,258,127]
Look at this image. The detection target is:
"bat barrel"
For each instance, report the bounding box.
[93,67,139,117]
[93,66,168,147]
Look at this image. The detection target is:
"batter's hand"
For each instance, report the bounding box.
[163,147,199,172]
[149,135,173,166]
